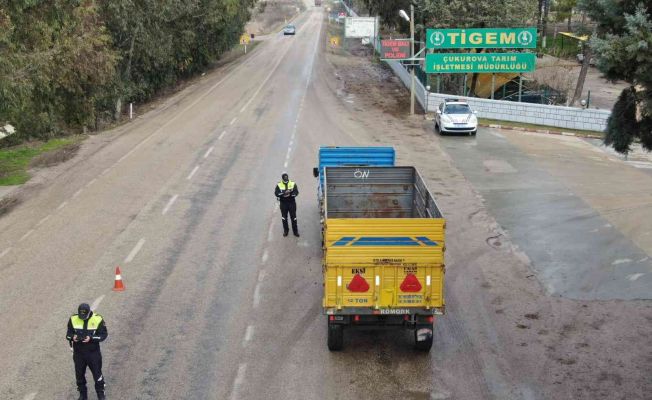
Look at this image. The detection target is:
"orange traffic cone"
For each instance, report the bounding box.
[112,266,125,291]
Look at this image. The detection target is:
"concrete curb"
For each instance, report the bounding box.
[478,123,603,139]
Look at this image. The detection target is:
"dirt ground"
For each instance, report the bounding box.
[322,27,652,400]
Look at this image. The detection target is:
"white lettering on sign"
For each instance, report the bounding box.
[354,169,369,179]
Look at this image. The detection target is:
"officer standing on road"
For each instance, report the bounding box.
[66,303,108,400]
[275,172,300,237]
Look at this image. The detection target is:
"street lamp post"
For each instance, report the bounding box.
[399,6,415,115]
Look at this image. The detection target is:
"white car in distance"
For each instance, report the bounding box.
[434,99,478,136]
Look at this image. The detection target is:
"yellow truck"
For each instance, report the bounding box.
[318,164,445,351]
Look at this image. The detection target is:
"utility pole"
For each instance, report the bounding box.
[410,4,415,115]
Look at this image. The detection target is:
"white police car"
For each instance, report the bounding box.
[434,99,478,136]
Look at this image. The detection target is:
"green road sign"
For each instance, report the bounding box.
[426,28,537,49]
[425,53,536,73]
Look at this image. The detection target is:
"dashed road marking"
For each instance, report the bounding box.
[86,178,97,188]
[0,248,11,259]
[204,146,215,158]
[230,117,237,126]
[267,221,275,241]
[627,273,645,281]
[57,201,68,211]
[19,229,34,242]
[162,194,179,215]
[612,258,632,266]
[258,269,267,283]
[72,189,83,199]
[36,215,51,227]
[23,392,37,400]
[230,363,247,400]
[262,249,269,264]
[253,283,262,308]
[219,130,227,140]
[244,325,254,343]
[187,165,200,180]
[91,295,105,311]
[125,238,146,263]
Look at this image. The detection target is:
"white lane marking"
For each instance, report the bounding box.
[283,161,288,168]
[261,249,269,264]
[612,258,632,266]
[23,392,37,400]
[230,117,237,126]
[72,189,83,199]
[219,130,227,140]
[86,178,97,188]
[230,363,247,400]
[19,229,34,242]
[101,167,111,176]
[267,222,275,241]
[187,165,200,180]
[36,215,51,227]
[289,139,294,146]
[244,325,255,343]
[253,283,262,308]
[91,295,105,311]
[258,269,267,283]
[0,248,11,259]
[57,201,68,211]
[162,194,179,215]
[125,238,146,263]
[638,257,650,263]
[627,273,645,281]
[204,146,215,159]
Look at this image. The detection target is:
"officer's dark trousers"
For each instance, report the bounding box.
[280,201,298,234]
[74,351,105,395]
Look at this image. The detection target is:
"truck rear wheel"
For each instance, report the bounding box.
[414,324,433,352]
[327,323,344,351]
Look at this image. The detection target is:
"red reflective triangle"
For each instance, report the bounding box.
[400,273,422,292]
[348,274,370,292]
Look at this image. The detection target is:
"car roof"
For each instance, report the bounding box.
[443,99,468,104]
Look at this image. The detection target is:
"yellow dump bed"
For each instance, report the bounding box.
[321,166,445,315]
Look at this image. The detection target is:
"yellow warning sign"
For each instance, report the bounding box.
[240,34,251,45]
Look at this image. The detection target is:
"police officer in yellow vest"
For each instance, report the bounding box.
[66,303,108,400]
[274,172,300,237]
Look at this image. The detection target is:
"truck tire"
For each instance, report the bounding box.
[414,324,433,352]
[327,323,344,351]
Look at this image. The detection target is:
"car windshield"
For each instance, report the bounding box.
[286,25,295,29]
[445,104,471,114]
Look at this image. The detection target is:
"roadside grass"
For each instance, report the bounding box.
[0,135,86,186]
[479,118,605,138]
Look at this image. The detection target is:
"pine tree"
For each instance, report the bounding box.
[578,0,652,153]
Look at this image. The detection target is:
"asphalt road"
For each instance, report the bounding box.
[0,5,650,400]
[439,130,652,300]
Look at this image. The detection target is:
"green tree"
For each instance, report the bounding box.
[553,0,576,30]
[578,0,652,153]
[0,1,117,142]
